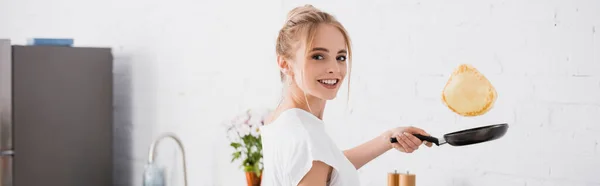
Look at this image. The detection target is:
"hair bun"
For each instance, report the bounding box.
[286,4,320,22]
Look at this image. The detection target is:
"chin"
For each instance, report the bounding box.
[323,96,336,100]
[317,93,338,100]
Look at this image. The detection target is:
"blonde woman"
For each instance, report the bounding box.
[260,5,433,186]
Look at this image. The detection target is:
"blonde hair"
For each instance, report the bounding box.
[276,4,352,102]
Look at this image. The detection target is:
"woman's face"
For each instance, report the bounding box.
[290,24,348,101]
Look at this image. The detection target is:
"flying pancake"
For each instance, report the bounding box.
[442,64,497,117]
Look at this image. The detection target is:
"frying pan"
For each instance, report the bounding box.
[390,123,508,146]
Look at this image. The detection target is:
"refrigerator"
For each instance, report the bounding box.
[0,39,113,186]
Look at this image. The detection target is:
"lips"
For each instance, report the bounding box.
[318,79,338,85]
[318,79,339,89]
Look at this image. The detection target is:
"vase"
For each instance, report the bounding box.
[245,171,262,186]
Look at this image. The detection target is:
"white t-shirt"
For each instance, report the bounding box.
[260,108,360,186]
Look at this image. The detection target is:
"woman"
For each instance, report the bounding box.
[260,5,433,186]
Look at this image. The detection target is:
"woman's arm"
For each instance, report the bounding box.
[297,161,332,186]
[343,126,431,169]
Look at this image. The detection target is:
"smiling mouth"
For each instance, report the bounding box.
[318,79,339,89]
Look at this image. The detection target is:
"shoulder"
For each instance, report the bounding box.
[261,108,322,143]
[261,108,335,160]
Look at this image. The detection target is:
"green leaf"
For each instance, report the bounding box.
[231,151,241,162]
[253,163,261,177]
[242,136,252,145]
[230,142,242,149]
[243,165,254,172]
[229,132,264,173]
[249,152,259,162]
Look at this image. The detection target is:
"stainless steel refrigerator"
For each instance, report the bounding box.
[0,39,113,186]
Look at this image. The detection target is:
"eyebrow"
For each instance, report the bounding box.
[310,47,347,54]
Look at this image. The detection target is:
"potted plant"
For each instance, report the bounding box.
[225,108,271,186]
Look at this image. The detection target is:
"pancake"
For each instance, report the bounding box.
[442,64,497,117]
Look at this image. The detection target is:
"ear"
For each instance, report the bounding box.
[277,56,293,76]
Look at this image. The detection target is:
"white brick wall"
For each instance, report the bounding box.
[2,0,599,185]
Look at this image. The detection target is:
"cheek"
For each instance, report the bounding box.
[340,63,348,75]
[302,64,319,79]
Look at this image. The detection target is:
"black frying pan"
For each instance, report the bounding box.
[390,123,509,146]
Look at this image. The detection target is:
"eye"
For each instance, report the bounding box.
[312,54,324,60]
[337,55,347,62]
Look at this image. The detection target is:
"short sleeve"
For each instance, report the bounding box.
[283,126,336,186]
[286,137,315,186]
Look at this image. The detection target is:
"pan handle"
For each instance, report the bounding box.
[390,134,440,146]
[413,134,440,146]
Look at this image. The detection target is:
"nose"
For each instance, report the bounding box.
[327,61,341,74]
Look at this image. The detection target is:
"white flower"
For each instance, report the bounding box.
[250,123,260,137]
[237,122,251,136]
[248,116,262,127]
[227,127,240,141]
[233,114,250,126]
[251,109,272,125]
[251,145,258,152]
[225,108,273,139]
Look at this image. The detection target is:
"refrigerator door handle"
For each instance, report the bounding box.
[0,150,13,156]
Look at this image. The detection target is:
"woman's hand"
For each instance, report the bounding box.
[383,126,433,153]
[343,126,434,169]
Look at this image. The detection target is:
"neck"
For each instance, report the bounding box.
[278,86,326,120]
